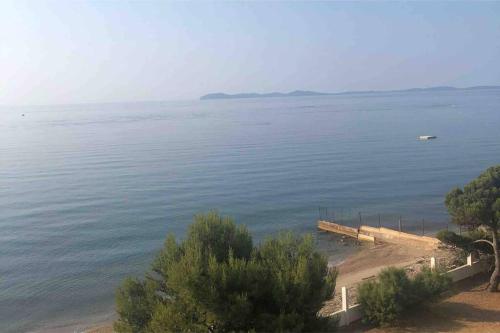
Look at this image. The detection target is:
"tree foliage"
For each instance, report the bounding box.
[436,230,473,250]
[114,212,337,332]
[436,229,492,255]
[445,165,500,291]
[357,267,450,326]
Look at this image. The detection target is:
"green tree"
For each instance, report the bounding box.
[114,211,337,332]
[445,165,500,292]
[114,278,156,333]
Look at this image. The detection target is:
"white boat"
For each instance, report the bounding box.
[418,135,437,140]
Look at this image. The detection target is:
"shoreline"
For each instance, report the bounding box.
[28,310,116,333]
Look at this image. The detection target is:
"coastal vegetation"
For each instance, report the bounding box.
[445,165,500,291]
[114,212,337,332]
[357,267,450,326]
[436,229,492,261]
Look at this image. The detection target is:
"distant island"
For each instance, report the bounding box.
[200,90,328,100]
[200,85,500,100]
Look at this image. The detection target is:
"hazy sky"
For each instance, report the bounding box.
[1,1,500,105]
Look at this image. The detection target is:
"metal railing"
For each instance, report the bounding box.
[318,206,460,236]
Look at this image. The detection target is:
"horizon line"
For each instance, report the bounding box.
[3,83,500,108]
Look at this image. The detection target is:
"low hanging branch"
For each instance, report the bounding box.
[473,239,494,248]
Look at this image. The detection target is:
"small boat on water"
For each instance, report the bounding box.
[418,135,437,140]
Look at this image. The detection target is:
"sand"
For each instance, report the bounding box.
[84,325,114,333]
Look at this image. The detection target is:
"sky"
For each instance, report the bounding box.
[1,1,499,105]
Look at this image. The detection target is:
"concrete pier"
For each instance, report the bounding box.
[318,220,440,248]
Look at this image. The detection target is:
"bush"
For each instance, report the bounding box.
[436,230,472,249]
[114,212,337,332]
[412,267,451,302]
[436,229,493,255]
[357,267,451,326]
[357,268,412,326]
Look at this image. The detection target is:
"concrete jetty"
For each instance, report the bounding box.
[318,220,440,248]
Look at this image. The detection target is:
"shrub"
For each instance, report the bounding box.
[357,267,412,326]
[436,230,472,249]
[114,212,337,332]
[412,267,451,302]
[358,266,451,326]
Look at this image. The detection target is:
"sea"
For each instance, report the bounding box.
[1,88,500,332]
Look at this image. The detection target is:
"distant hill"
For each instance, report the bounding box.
[200,86,500,100]
[200,90,328,100]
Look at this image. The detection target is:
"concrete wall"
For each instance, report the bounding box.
[318,220,440,247]
[445,257,490,282]
[318,221,359,238]
[332,304,362,327]
[357,233,375,242]
[360,225,440,247]
[332,254,490,327]
[331,287,363,326]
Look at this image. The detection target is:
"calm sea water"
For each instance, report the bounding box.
[1,89,500,332]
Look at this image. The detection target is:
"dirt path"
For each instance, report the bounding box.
[336,242,437,286]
